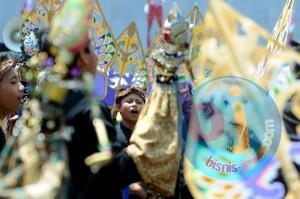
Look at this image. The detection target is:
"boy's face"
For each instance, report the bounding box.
[118,93,145,123]
[0,68,24,117]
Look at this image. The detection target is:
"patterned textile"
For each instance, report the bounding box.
[184,140,300,199]
[126,84,181,197]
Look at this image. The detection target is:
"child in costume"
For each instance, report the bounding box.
[0,52,24,152]
[125,4,193,198]
[115,86,146,147]
[114,87,147,199]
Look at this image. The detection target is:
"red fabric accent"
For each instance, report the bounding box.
[147,3,163,47]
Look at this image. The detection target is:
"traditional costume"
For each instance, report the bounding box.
[0,1,188,198]
[126,4,192,198]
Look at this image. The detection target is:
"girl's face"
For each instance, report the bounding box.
[0,68,24,118]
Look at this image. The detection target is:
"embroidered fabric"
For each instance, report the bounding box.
[126,84,181,196]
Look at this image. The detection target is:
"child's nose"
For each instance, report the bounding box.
[132,101,138,106]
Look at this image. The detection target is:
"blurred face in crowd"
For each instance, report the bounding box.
[118,93,145,124]
[77,40,98,75]
[0,68,24,119]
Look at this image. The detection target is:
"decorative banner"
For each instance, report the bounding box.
[195,0,300,86]
[185,0,300,198]
[91,1,118,100]
[93,73,107,99]
[101,22,146,107]
[146,0,163,48]
[257,0,295,79]
[92,1,118,74]
[185,3,204,84]
[259,0,295,99]
[21,0,65,42]
[20,0,65,98]
[196,0,272,83]
[185,141,300,199]
[186,3,203,63]
[21,0,65,57]
[115,22,145,82]
[267,0,295,54]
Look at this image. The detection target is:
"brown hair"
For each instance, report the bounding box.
[0,52,16,81]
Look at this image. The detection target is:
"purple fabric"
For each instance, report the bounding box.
[176,80,193,128]
[103,87,117,107]
[176,80,194,144]
[93,73,107,99]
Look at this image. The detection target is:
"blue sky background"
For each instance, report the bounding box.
[1,0,300,50]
